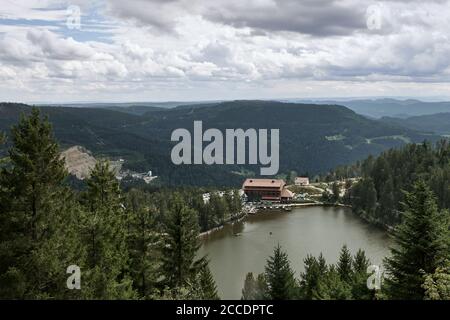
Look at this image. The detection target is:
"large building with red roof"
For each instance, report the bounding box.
[242,178,293,202]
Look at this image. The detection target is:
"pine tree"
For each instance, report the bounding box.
[351,249,373,299]
[337,245,353,283]
[8,108,66,242]
[264,244,297,300]
[353,249,370,274]
[242,273,258,300]
[160,194,206,292]
[195,263,219,300]
[315,265,352,300]
[194,193,214,232]
[352,178,377,217]
[241,272,269,300]
[298,254,327,299]
[256,273,269,299]
[0,108,79,299]
[80,161,136,299]
[384,181,450,299]
[126,189,159,299]
[210,192,227,224]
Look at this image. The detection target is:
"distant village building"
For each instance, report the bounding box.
[202,193,210,204]
[295,177,310,186]
[242,178,293,202]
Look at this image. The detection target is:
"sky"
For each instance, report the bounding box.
[1,0,450,103]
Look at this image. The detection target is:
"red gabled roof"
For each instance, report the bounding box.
[243,178,285,190]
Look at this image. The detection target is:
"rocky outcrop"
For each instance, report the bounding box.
[60,145,97,180]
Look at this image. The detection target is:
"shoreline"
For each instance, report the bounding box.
[199,210,248,238]
[199,201,352,238]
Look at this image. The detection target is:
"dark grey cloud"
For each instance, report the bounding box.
[106,0,369,37]
[106,0,194,33]
[204,0,368,36]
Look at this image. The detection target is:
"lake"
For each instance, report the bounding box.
[198,206,391,299]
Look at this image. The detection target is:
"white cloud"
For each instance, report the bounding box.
[1,0,450,102]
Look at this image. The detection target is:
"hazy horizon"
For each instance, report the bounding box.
[5,96,450,106]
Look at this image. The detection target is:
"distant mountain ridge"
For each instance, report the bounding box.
[294,98,450,119]
[380,113,450,135]
[35,98,450,119]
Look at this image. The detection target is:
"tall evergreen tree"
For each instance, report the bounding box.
[0,108,79,299]
[242,273,258,300]
[126,189,159,299]
[241,273,269,300]
[384,181,450,299]
[351,249,373,299]
[264,244,297,300]
[160,194,206,291]
[79,161,136,299]
[298,254,327,299]
[195,263,219,300]
[351,178,377,217]
[315,265,352,300]
[337,245,353,283]
[353,249,370,274]
[210,192,227,224]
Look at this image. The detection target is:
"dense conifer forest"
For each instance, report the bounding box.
[329,141,450,227]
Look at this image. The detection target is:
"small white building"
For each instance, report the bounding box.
[295,177,310,186]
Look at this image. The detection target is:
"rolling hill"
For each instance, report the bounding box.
[0,101,441,186]
[380,113,450,135]
[295,98,450,119]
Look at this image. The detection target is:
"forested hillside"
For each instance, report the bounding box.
[348,141,450,227]
[0,101,439,186]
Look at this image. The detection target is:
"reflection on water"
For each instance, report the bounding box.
[198,206,391,299]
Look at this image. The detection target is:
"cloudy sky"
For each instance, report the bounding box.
[1,0,450,103]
